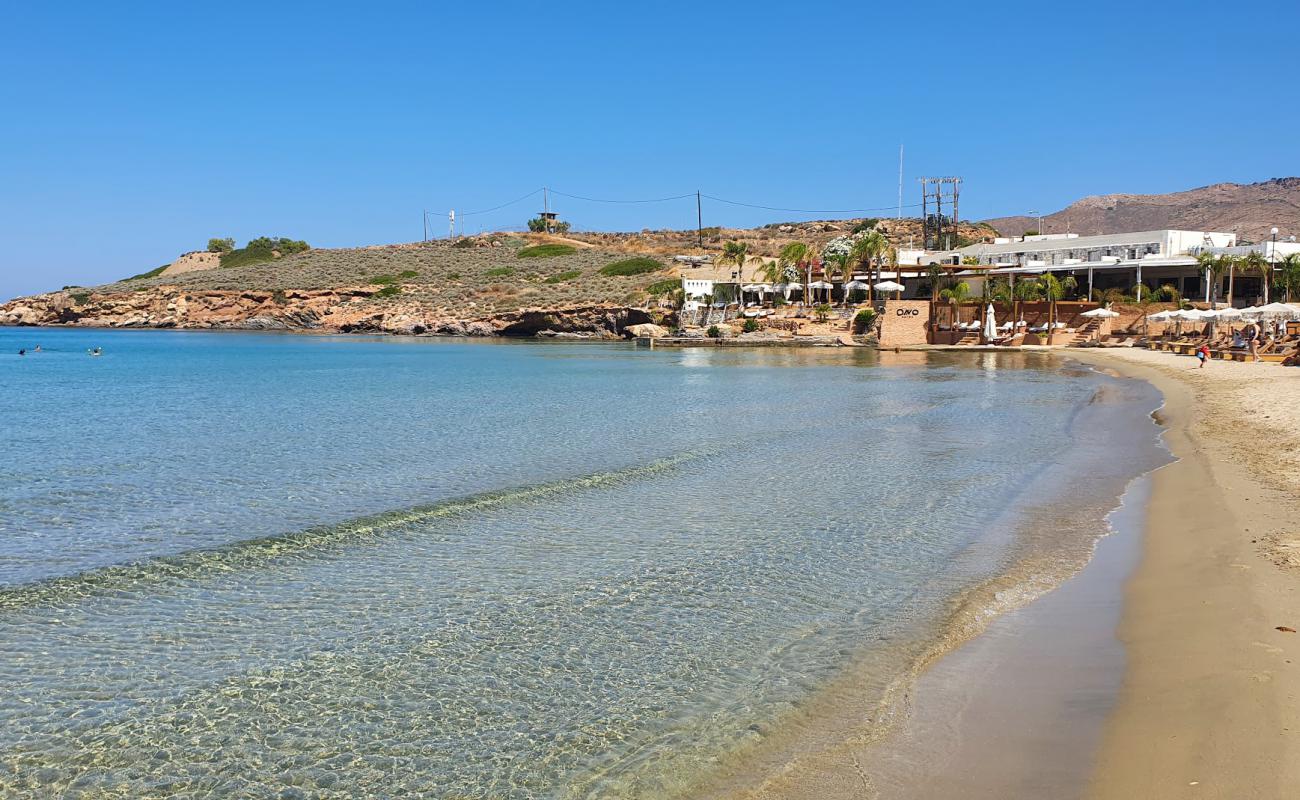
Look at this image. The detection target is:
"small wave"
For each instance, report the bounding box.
[0,451,700,612]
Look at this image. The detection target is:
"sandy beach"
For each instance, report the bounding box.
[1070,348,1300,798]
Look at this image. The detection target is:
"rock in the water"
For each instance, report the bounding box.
[625,323,670,339]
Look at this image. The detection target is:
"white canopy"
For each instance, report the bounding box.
[1081,308,1120,318]
[1210,307,1244,320]
[1172,309,1211,321]
[740,283,772,292]
[873,280,906,292]
[1244,302,1300,319]
[807,280,834,290]
[1146,310,1175,321]
[843,280,869,291]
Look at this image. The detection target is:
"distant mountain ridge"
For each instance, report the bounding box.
[983,177,1300,243]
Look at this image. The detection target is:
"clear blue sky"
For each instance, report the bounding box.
[2,0,1297,299]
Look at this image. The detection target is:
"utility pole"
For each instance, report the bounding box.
[897,145,904,220]
[448,210,455,240]
[543,187,550,233]
[696,191,703,249]
[423,210,428,242]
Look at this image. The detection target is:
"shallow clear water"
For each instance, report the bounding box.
[0,328,1164,798]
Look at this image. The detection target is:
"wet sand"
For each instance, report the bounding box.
[859,474,1153,800]
[1072,349,1300,799]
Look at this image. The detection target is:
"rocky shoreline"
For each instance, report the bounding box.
[0,287,660,339]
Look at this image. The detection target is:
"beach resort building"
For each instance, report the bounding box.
[953,229,1253,304]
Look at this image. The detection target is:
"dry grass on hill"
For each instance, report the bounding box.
[99,238,674,315]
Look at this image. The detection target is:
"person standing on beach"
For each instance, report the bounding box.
[1243,322,1261,362]
[1196,343,1210,368]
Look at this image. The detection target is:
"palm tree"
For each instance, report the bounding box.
[1243,250,1270,303]
[716,241,751,309]
[1279,253,1300,303]
[825,252,852,306]
[776,241,811,302]
[939,281,971,326]
[1195,250,1220,307]
[850,230,889,303]
[926,263,947,301]
[1039,273,1077,336]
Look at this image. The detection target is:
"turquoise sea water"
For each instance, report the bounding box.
[0,328,1166,798]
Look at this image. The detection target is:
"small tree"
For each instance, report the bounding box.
[715,241,752,303]
[207,237,235,253]
[1279,253,1300,302]
[1243,250,1270,303]
[853,307,878,334]
[939,281,971,326]
[527,217,570,233]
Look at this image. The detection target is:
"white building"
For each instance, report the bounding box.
[954,229,1246,303]
[961,230,1236,268]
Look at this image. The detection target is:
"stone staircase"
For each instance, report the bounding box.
[1068,320,1100,346]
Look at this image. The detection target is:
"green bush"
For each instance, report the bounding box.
[527,217,571,233]
[853,308,878,333]
[707,324,722,338]
[518,244,577,259]
[397,270,418,279]
[220,237,310,269]
[373,285,401,299]
[544,270,582,284]
[123,264,168,281]
[271,289,287,305]
[70,292,91,305]
[814,303,833,322]
[599,257,662,277]
[452,238,474,248]
[742,318,760,333]
[447,272,462,280]
[369,274,398,285]
[645,278,680,295]
[207,237,235,253]
[486,266,515,277]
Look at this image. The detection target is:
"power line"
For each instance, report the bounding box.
[444,186,928,224]
[548,189,696,204]
[459,188,544,217]
[701,194,924,214]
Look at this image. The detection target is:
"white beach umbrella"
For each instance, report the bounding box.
[1146,310,1173,321]
[1252,302,1300,319]
[1081,308,1120,318]
[983,303,998,342]
[807,281,833,289]
[843,280,868,291]
[873,280,906,293]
